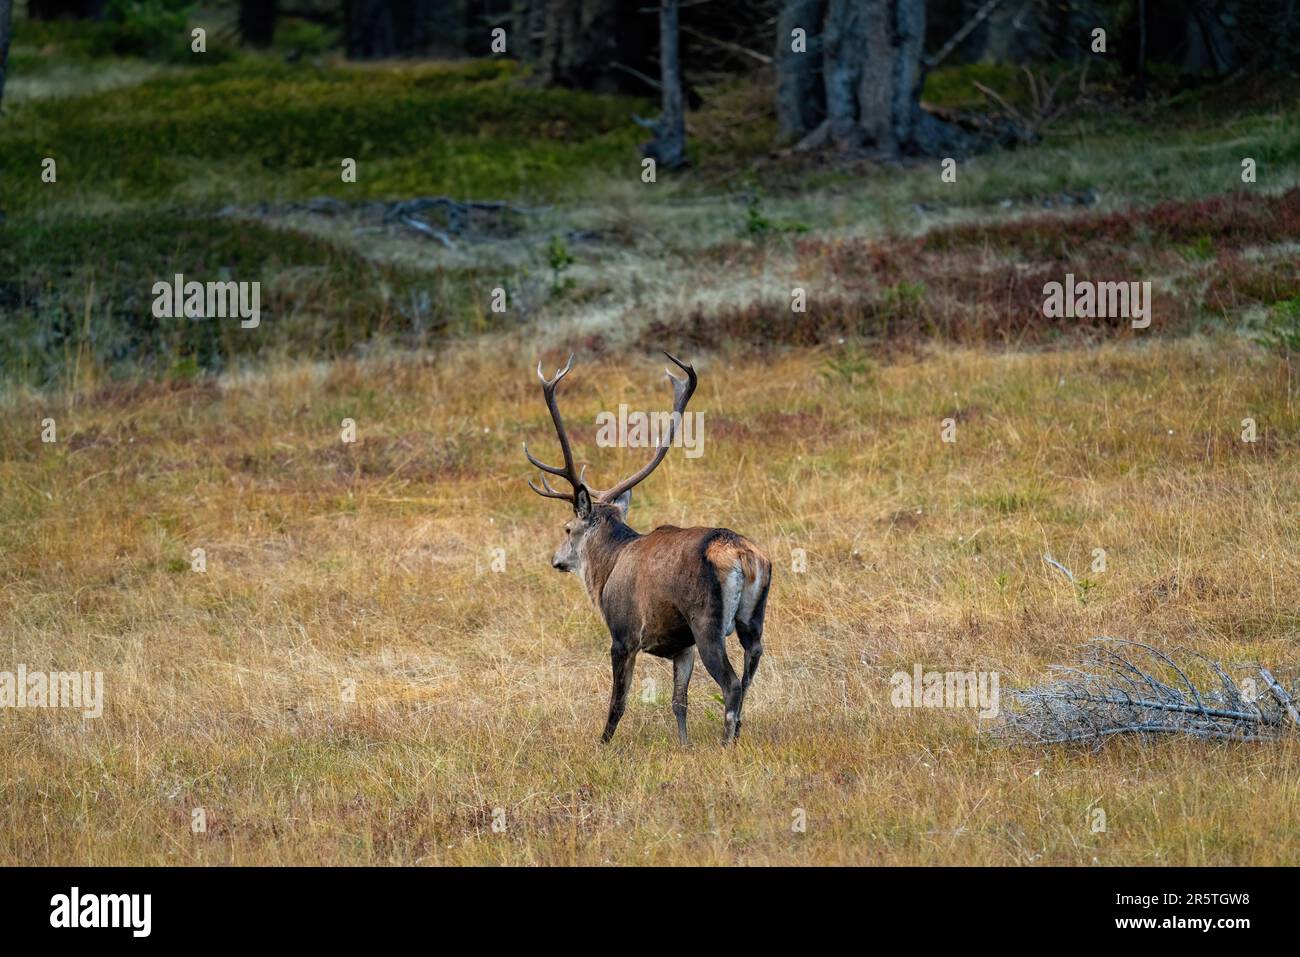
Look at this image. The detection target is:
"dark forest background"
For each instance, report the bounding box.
[5,1,1296,163]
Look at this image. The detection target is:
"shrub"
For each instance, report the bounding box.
[100,0,196,61]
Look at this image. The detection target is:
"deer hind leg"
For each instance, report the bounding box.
[601,636,638,744]
[738,598,764,738]
[671,647,694,746]
[733,571,770,741]
[690,613,743,745]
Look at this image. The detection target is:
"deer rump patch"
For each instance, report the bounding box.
[705,536,768,638]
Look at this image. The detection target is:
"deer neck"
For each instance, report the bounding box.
[581,517,640,603]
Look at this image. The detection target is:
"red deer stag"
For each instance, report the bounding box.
[525,353,771,745]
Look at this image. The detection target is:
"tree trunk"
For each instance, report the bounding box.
[0,0,11,117]
[511,0,549,62]
[979,0,1040,62]
[776,0,826,142]
[539,0,624,88]
[1136,0,1147,99]
[1279,0,1298,70]
[1184,0,1240,75]
[786,0,974,156]
[642,0,686,169]
[822,0,866,148]
[390,0,442,52]
[239,0,278,47]
[519,0,654,92]
[347,0,397,58]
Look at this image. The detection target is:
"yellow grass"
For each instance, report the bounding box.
[1,335,1298,864]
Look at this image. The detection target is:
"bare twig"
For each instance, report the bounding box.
[973,80,1029,126]
[975,65,1086,137]
[926,0,1008,69]
[611,60,661,91]
[1042,554,1076,584]
[678,24,772,65]
[1261,668,1300,726]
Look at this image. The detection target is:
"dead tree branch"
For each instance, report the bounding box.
[926,0,1007,70]
[992,639,1300,749]
[678,23,772,65]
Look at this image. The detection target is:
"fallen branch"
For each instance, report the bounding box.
[380,196,548,245]
[398,215,454,248]
[991,639,1300,749]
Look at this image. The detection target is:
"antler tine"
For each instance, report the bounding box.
[577,464,610,500]
[524,353,583,503]
[663,350,693,401]
[523,442,570,477]
[536,353,574,388]
[597,352,697,504]
[527,474,575,501]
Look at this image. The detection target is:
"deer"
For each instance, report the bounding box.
[524,352,771,746]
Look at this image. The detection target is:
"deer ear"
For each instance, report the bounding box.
[574,486,593,520]
[609,489,631,519]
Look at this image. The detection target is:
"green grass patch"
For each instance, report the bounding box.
[0,212,486,385]
[1,58,649,215]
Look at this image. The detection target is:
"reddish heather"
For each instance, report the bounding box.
[922,187,1300,256]
[644,189,1298,351]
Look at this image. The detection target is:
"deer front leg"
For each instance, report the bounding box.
[601,637,637,743]
[672,647,694,746]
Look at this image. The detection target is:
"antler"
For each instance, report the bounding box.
[593,352,697,504]
[523,354,583,503]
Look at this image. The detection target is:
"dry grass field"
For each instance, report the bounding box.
[3,18,1300,867]
[3,335,1299,865]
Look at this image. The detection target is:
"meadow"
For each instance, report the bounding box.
[1,18,1299,865]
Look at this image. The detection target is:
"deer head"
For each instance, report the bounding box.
[524,352,697,576]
